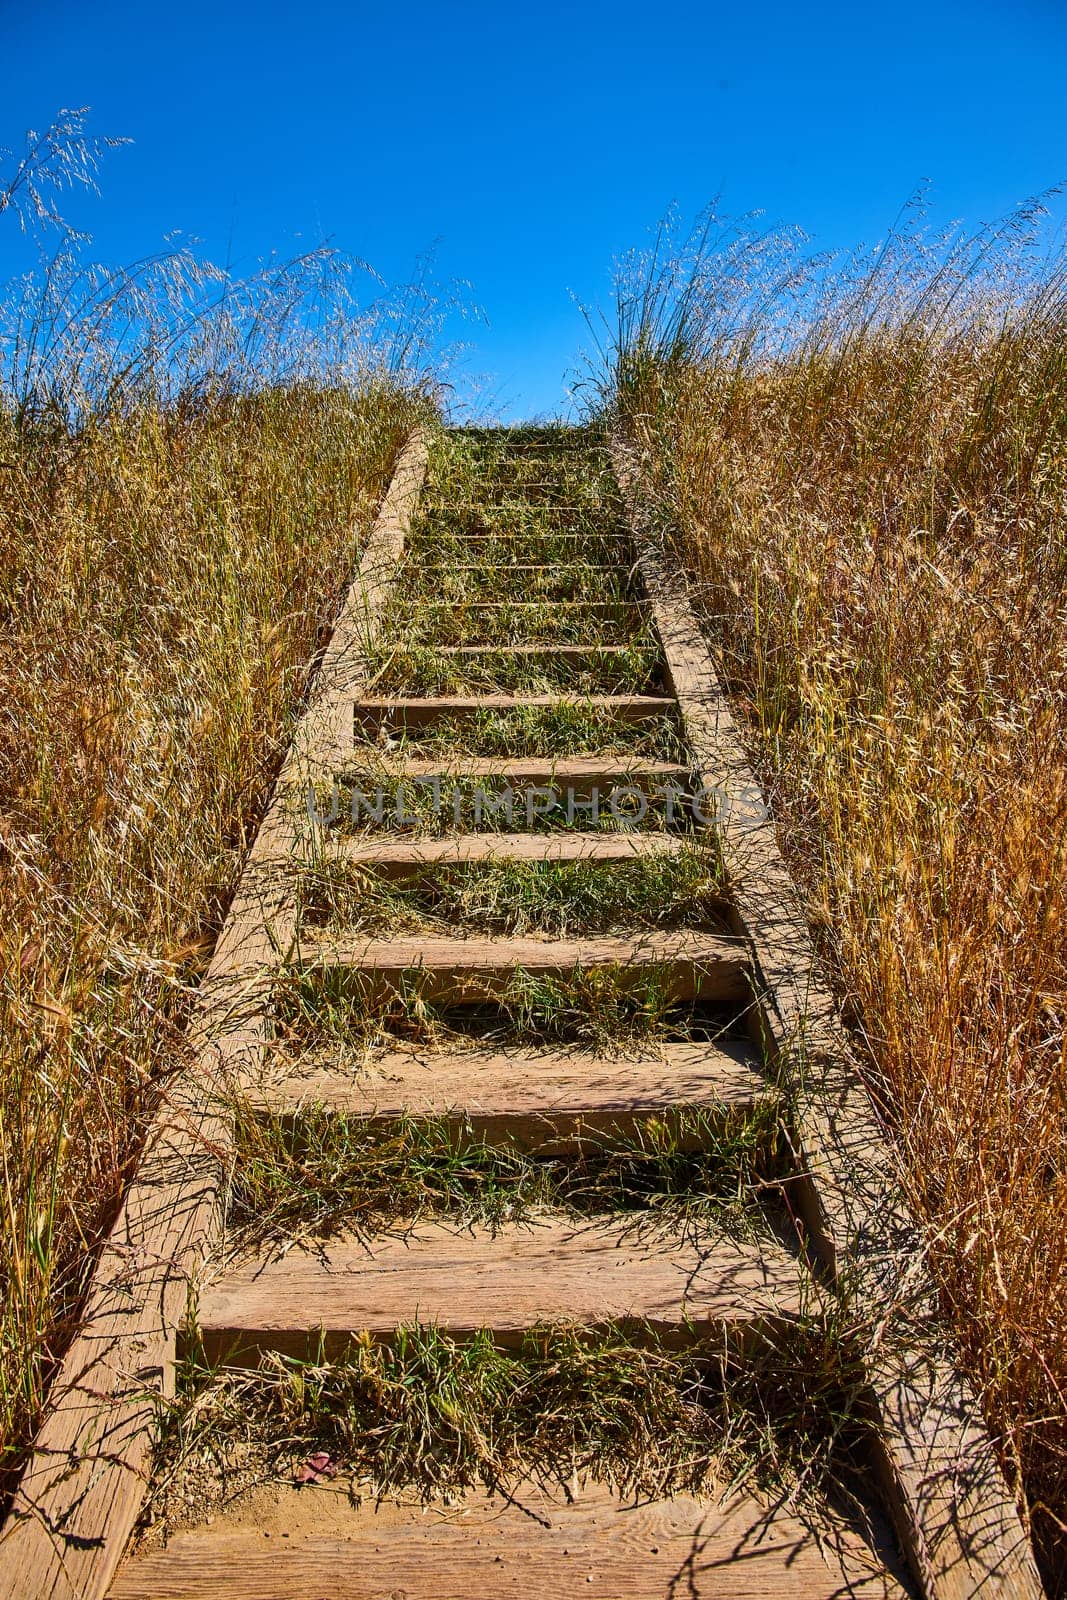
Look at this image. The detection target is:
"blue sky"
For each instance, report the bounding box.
[2,0,1065,418]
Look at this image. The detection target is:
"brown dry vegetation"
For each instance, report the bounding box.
[0,382,423,1494]
[0,119,439,1491]
[606,205,1067,1586]
[0,113,455,1496]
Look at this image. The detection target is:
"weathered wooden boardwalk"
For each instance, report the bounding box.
[0,427,1042,1598]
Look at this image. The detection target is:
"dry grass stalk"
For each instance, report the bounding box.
[0,112,441,1496]
[603,201,1067,1587]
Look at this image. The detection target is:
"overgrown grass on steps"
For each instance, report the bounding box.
[313,770,694,837]
[381,597,652,648]
[357,704,684,761]
[225,1104,788,1248]
[274,968,752,1056]
[295,850,728,939]
[407,505,628,551]
[142,1314,874,1540]
[393,560,639,605]
[362,641,664,696]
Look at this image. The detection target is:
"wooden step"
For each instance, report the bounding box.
[193,1218,811,1362]
[394,600,650,614]
[108,1483,908,1599]
[434,642,646,658]
[403,573,636,601]
[255,1039,768,1146]
[331,831,689,874]
[296,931,750,1004]
[412,514,629,527]
[415,527,633,540]
[314,759,697,829]
[353,757,694,797]
[461,429,600,448]
[406,521,627,534]
[424,502,611,515]
[352,694,674,733]
[440,486,603,499]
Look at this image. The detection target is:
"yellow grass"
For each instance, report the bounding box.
[607,206,1067,1587]
[0,381,423,1492]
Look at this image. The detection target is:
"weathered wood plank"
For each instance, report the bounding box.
[330,829,688,871]
[434,641,640,657]
[414,562,627,573]
[350,693,675,732]
[419,531,633,544]
[297,930,750,1005]
[253,1037,768,1146]
[108,1483,908,1599]
[106,1487,906,1599]
[389,598,650,609]
[338,755,693,794]
[194,1219,812,1362]
[614,444,1042,1599]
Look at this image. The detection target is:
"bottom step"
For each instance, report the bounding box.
[109,1483,909,1598]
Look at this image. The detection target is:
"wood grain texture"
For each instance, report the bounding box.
[331,830,688,872]
[253,1037,768,1145]
[298,930,750,1004]
[0,431,431,1600]
[351,693,674,731]
[614,443,1042,1600]
[195,1218,812,1361]
[353,756,693,796]
[108,1484,908,1600]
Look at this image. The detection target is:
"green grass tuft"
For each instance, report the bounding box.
[227,1103,788,1247]
[275,965,750,1055]
[297,849,727,939]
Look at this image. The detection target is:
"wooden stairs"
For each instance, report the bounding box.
[0,426,1043,1598]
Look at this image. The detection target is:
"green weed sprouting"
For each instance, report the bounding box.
[226,1099,788,1246]
[146,1314,870,1532]
[295,849,727,939]
[273,963,749,1055]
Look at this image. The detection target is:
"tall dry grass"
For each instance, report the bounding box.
[0,113,437,1497]
[603,202,1067,1587]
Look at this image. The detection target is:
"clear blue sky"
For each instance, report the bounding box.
[2,0,1065,419]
